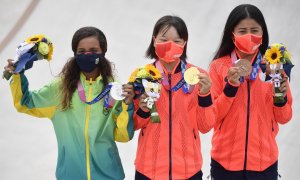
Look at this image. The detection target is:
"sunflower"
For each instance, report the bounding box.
[26,34,45,43]
[145,64,162,80]
[47,43,54,61]
[136,68,150,79]
[128,68,140,82]
[265,46,282,65]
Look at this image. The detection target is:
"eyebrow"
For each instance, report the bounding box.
[76,47,100,52]
[77,47,99,49]
[238,27,260,30]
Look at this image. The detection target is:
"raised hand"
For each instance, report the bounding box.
[227,67,241,86]
[122,84,135,105]
[197,73,212,95]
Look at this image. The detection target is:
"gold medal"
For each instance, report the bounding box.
[235,59,252,77]
[184,67,200,85]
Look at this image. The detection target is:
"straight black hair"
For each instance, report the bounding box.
[213,4,269,60]
[146,15,188,60]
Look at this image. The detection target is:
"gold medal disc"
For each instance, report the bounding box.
[184,67,200,85]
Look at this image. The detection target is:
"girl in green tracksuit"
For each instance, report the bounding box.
[4,27,135,180]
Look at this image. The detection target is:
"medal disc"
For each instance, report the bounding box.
[235,59,252,77]
[110,82,125,100]
[184,67,200,85]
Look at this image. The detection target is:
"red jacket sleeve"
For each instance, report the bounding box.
[195,68,216,133]
[273,81,293,124]
[133,99,151,130]
[209,60,239,127]
[196,92,216,133]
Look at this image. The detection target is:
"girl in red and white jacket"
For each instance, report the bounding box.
[209,4,293,180]
[133,15,216,180]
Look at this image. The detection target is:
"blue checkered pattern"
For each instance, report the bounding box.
[250,52,262,80]
[181,60,190,94]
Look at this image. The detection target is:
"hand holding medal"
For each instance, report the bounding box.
[184,67,201,85]
[110,82,134,105]
[235,59,252,77]
[77,81,134,116]
[226,66,241,86]
[227,58,252,86]
[184,67,212,95]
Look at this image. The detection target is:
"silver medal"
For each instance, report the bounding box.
[110,82,125,100]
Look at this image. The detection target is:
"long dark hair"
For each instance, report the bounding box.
[59,26,114,110]
[146,15,188,60]
[213,4,269,60]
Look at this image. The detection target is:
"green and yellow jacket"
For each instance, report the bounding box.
[10,73,134,180]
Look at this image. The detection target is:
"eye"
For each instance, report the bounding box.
[90,48,101,53]
[76,50,84,54]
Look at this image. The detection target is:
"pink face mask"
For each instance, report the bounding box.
[155,41,184,63]
[233,33,262,54]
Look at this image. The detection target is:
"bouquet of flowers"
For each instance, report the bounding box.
[129,64,162,123]
[264,43,293,103]
[3,34,53,80]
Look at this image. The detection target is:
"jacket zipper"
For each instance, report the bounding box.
[219,120,224,130]
[85,80,92,180]
[141,127,145,136]
[193,129,197,139]
[244,81,250,170]
[168,74,173,180]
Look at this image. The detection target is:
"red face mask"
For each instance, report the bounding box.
[233,33,262,54]
[155,41,184,63]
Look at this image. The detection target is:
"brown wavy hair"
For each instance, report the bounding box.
[59,27,114,110]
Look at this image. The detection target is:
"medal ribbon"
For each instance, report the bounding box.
[231,50,262,82]
[155,60,193,93]
[77,81,113,108]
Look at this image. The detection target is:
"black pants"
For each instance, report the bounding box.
[210,158,278,180]
[135,170,203,180]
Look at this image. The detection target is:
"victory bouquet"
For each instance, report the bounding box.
[3,34,53,80]
[264,43,293,103]
[129,64,162,123]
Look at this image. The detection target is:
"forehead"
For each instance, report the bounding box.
[235,18,261,29]
[77,36,100,48]
[157,26,180,37]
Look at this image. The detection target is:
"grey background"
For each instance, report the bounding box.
[0,0,299,179]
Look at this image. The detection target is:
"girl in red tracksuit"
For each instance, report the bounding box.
[132,15,216,180]
[209,4,293,180]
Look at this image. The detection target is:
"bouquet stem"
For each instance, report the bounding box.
[274,87,285,103]
[2,62,18,80]
[150,105,160,123]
